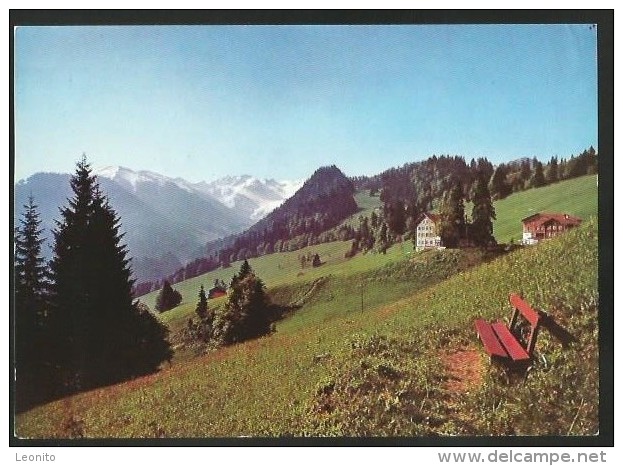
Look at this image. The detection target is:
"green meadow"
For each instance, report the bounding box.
[15,175,600,438]
[492,174,598,243]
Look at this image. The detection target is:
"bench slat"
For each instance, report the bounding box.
[474,319,508,358]
[491,322,531,361]
[509,293,541,328]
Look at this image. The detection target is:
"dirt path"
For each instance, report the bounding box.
[442,346,485,393]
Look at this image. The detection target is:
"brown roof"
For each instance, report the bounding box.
[521,212,582,227]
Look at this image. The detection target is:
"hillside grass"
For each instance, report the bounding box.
[492,175,598,243]
[142,175,597,314]
[16,218,598,438]
[140,238,411,314]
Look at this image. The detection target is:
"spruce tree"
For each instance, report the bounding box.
[14,195,50,407]
[217,261,272,345]
[49,156,172,391]
[546,156,559,184]
[238,259,252,279]
[358,216,374,251]
[155,280,182,312]
[15,195,48,342]
[195,285,209,320]
[188,285,214,343]
[378,222,389,254]
[370,210,379,230]
[439,179,466,248]
[489,164,512,200]
[48,156,98,389]
[312,253,321,267]
[519,160,532,188]
[387,199,406,237]
[470,175,497,247]
[531,161,546,188]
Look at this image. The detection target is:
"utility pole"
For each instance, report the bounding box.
[360,283,364,313]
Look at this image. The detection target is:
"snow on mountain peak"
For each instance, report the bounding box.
[94,166,195,193]
[93,166,302,221]
[96,165,122,179]
[194,174,303,220]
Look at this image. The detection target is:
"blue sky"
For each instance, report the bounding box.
[14,24,598,183]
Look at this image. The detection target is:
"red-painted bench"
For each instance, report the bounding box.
[475,293,542,364]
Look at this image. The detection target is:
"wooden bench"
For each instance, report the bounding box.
[475,293,542,364]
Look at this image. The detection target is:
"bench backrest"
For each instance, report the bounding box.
[508,293,542,355]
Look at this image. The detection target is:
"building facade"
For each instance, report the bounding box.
[521,212,582,245]
[415,213,442,251]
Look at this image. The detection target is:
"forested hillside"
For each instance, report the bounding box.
[136,148,598,296]
[137,166,358,294]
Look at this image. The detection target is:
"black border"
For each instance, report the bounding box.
[9,9,614,448]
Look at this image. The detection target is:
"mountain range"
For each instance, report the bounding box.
[14,166,302,282]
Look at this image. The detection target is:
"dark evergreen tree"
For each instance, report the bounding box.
[358,216,375,251]
[189,285,214,342]
[345,239,359,258]
[377,222,389,254]
[387,199,406,237]
[236,259,252,281]
[546,156,559,184]
[557,157,566,181]
[439,179,466,248]
[519,159,532,188]
[370,210,379,230]
[312,253,321,267]
[489,164,512,200]
[587,146,598,174]
[470,175,497,247]
[530,161,546,188]
[155,280,182,312]
[14,195,51,408]
[49,156,172,392]
[216,261,272,345]
[15,195,48,341]
[195,285,209,319]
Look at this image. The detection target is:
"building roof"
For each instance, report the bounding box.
[521,212,582,227]
[415,212,441,224]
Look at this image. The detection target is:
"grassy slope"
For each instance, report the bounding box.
[140,174,597,313]
[492,175,598,243]
[15,176,599,438]
[16,219,598,438]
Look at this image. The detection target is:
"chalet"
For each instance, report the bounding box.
[415,213,442,251]
[208,286,227,299]
[521,212,582,245]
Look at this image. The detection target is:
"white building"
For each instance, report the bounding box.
[415,213,442,251]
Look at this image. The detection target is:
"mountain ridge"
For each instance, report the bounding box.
[14,166,301,283]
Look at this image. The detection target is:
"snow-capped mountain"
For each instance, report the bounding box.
[15,166,301,283]
[193,175,303,221]
[95,166,196,193]
[95,166,302,222]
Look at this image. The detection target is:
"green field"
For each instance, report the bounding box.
[142,174,598,315]
[15,175,600,438]
[492,175,598,243]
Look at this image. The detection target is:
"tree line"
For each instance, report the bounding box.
[134,148,598,295]
[488,147,597,200]
[14,157,172,411]
[362,147,598,216]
